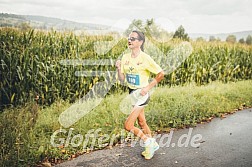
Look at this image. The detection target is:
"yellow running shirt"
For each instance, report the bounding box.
[121,51,162,89]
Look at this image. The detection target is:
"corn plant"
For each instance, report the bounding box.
[0,28,252,109]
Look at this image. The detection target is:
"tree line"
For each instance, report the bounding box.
[206,34,252,45]
[124,19,252,45]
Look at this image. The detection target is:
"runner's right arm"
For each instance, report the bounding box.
[116,60,125,82]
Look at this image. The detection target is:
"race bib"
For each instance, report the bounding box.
[126,74,140,86]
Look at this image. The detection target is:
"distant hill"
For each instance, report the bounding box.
[0,13,109,30]
[1,13,251,40]
[189,31,252,41]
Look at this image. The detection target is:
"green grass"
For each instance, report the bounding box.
[1,80,252,166]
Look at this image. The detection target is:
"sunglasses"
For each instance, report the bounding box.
[128,37,140,41]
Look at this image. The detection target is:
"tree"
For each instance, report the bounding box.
[209,36,216,42]
[19,22,31,31]
[226,35,236,44]
[246,35,252,45]
[173,25,189,41]
[145,19,173,41]
[124,19,172,41]
[196,37,205,42]
[238,38,245,44]
[124,19,144,36]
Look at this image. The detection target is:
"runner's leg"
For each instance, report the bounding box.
[138,108,151,137]
[124,106,148,141]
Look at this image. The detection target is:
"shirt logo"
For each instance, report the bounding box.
[129,67,134,72]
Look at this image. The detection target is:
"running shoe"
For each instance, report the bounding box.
[143,138,159,159]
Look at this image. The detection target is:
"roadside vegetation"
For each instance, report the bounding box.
[1,23,252,166]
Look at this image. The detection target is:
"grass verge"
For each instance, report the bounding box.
[0,80,252,166]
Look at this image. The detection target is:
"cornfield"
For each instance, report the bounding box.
[1,28,252,109]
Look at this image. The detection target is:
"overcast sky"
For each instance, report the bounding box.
[0,0,252,34]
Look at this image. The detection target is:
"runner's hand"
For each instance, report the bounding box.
[140,87,149,96]
[115,60,121,70]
